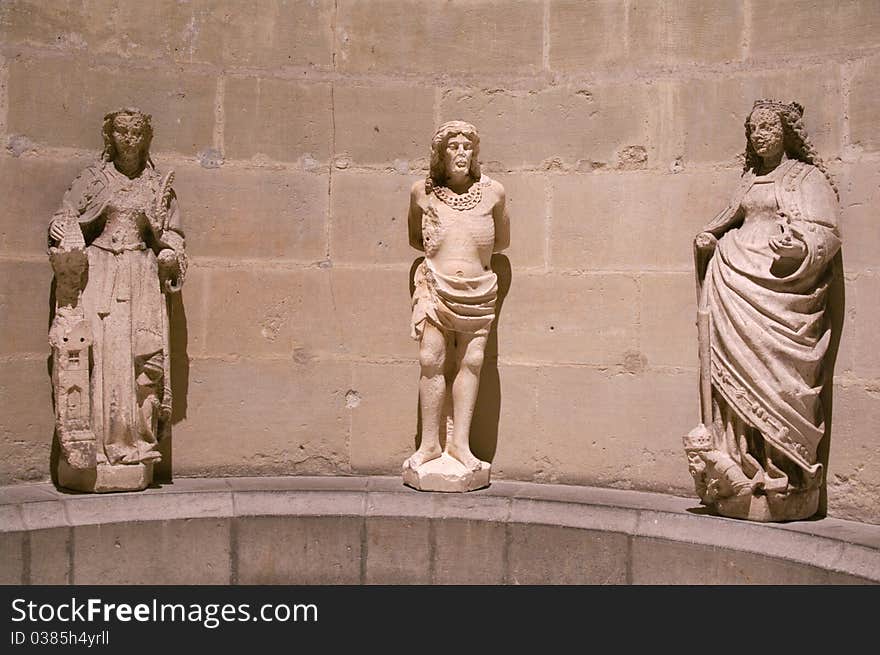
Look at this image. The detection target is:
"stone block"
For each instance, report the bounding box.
[750,0,880,58]
[481,365,539,481]
[0,156,91,257]
[336,0,543,75]
[549,0,743,73]
[173,359,350,476]
[499,272,639,365]
[237,515,362,584]
[7,58,215,156]
[171,263,209,360]
[849,55,880,153]
[330,172,421,266]
[433,518,506,584]
[440,83,655,169]
[0,360,54,485]
[849,273,880,379]
[508,524,628,584]
[29,526,71,584]
[365,517,430,584]
[0,530,24,584]
[631,537,834,584]
[671,65,843,165]
[224,77,332,163]
[492,173,546,269]
[334,85,435,165]
[191,0,334,69]
[349,361,419,474]
[175,163,328,261]
[836,161,880,271]
[0,0,89,50]
[329,267,415,360]
[550,170,734,271]
[72,518,231,584]
[534,367,696,489]
[639,273,697,368]
[0,260,53,355]
[205,267,339,357]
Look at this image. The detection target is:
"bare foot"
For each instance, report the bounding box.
[446,444,483,472]
[403,445,442,470]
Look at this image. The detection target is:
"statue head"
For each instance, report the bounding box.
[428,120,481,188]
[101,107,153,165]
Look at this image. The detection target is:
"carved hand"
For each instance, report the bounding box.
[694,231,717,252]
[769,214,807,261]
[157,248,179,274]
[49,219,65,243]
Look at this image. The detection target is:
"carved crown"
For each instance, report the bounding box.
[752,99,804,118]
[683,425,713,451]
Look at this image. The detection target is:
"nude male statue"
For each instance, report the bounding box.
[404,121,509,489]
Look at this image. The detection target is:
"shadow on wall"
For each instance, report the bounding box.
[817,249,845,517]
[409,253,512,463]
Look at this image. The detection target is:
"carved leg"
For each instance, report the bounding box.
[405,323,446,469]
[133,351,163,464]
[445,333,486,472]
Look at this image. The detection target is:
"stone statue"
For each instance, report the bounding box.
[403,120,509,492]
[684,100,841,521]
[48,107,187,493]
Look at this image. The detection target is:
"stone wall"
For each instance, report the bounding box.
[1,1,877,522]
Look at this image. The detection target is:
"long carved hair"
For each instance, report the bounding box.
[426,120,481,193]
[743,100,837,198]
[101,107,154,167]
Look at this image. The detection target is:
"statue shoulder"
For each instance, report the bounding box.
[64,161,110,203]
[481,175,505,202]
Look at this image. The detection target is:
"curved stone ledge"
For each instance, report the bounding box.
[1,477,878,585]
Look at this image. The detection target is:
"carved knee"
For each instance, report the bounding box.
[461,348,484,373]
[419,340,446,378]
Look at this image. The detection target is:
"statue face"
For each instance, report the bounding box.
[444,133,474,179]
[748,108,784,159]
[111,114,148,161]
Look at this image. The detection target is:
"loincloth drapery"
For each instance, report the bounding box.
[411,259,497,340]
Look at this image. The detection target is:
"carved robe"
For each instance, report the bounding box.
[699,160,840,496]
[52,161,185,466]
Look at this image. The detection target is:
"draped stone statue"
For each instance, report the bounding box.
[684,100,842,521]
[404,121,510,492]
[49,108,187,492]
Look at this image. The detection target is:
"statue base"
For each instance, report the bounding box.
[711,487,820,522]
[58,460,154,493]
[402,453,490,492]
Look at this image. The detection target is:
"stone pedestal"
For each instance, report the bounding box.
[402,453,490,492]
[714,487,819,523]
[58,460,153,493]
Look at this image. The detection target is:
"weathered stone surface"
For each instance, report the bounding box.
[365,517,430,584]
[334,85,435,165]
[550,171,732,271]
[534,367,695,489]
[849,55,880,153]
[848,273,880,379]
[191,0,334,69]
[0,360,54,485]
[329,267,414,359]
[205,267,339,357]
[7,58,215,155]
[349,362,419,474]
[550,0,743,72]
[224,78,332,162]
[837,161,880,271]
[671,66,843,164]
[330,172,421,265]
[749,0,880,58]
[440,84,655,169]
[499,273,639,364]
[0,260,52,355]
[482,365,539,482]
[72,518,231,584]
[491,173,545,269]
[336,0,543,74]
[639,273,696,368]
[29,526,70,584]
[176,165,328,261]
[0,157,90,257]
[237,516,362,584]
[508,524,628,584]
[433,518,506,584]
[174,359,350,476]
